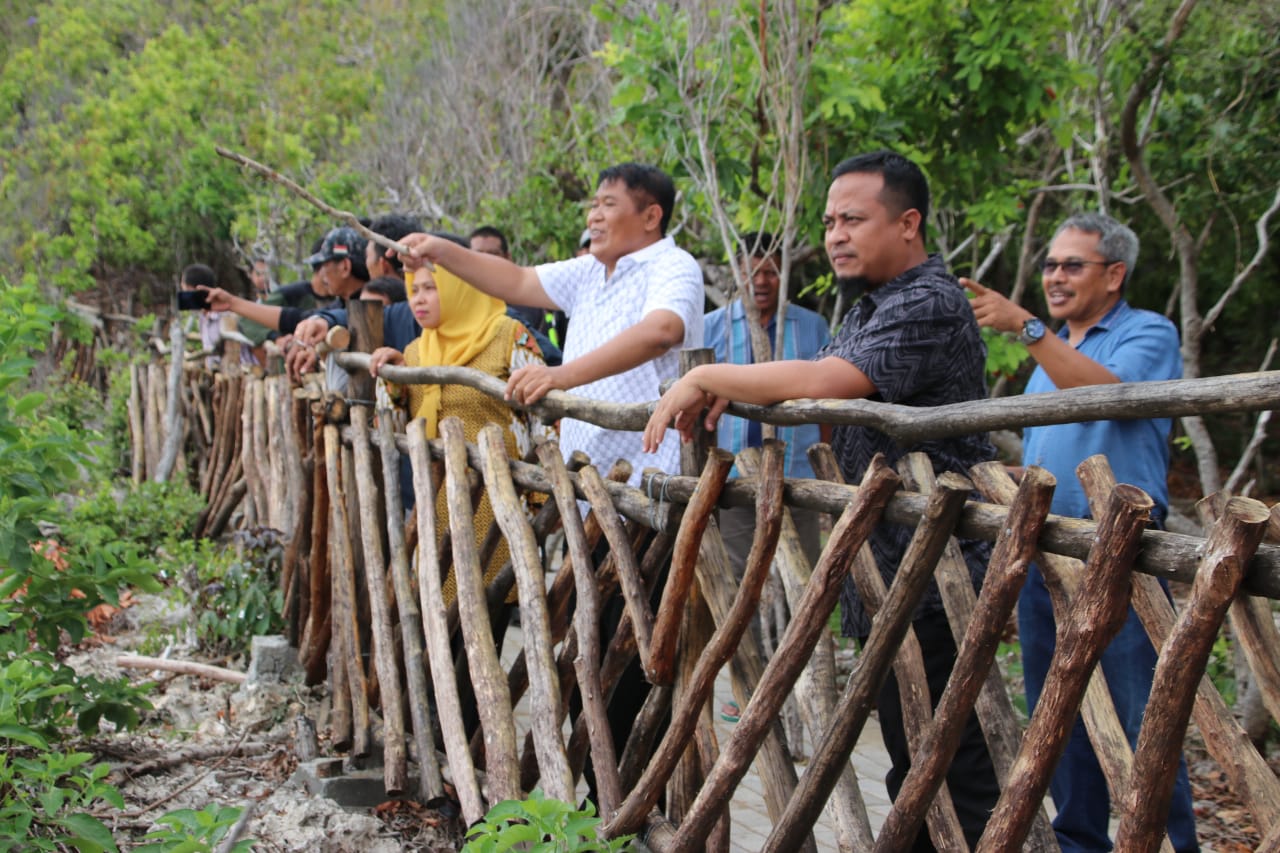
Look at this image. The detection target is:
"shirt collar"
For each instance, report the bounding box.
[613,235,674,276]
[1056,298,1131,340]
[858,253,948,311]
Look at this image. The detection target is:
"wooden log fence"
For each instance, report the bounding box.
[130,342,1280,851]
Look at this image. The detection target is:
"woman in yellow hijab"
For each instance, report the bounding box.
[369,265,554,604]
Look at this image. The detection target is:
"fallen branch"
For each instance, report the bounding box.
[116,655,245,684]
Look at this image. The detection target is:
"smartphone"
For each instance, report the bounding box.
[178,290,210,311]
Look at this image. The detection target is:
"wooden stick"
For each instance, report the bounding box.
[1076,458,1280,838]
[766,470,970,853]
[301,415,331,684]
[571,529,671,787]
[477,424,573,803]
[374,413,444,801]
[154,320,187,483]
[578,465,655,676]
[757,446,872,852]
[652,458,899,852]
[347,356,1280,446]
[608,441,785,835]
[1114,495,1272,852]
[129,362,146,483]
[647,448,735,686]
[977,483,1154,852]
[873,466,1054,852]
[407,420,484,824]
[440,417,520,803]
[324,424,370,757]
[116,655,244,684]
[214,146,434,271]
[536,441,621,816]
[376,428,1280,592]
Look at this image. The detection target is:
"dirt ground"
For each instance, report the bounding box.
[68,593,465,852]
[69,591,1275,852]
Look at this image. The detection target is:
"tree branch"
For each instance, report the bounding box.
[1202,182,1280,334]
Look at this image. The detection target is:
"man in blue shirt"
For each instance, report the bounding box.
[964,211,1197,852]
[704,231,830,682]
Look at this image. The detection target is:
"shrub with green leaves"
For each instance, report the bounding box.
[463,790,634,853]
[177,528,285,657]
[132,805,255,853]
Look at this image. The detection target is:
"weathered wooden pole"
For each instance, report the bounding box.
[1075,458,1280,840]
[977,484,1153,852]
[477,424,574,804]
[648,448,735,686]
[874,466,1054,851]
[349,407,407,795]
[765,471,970,853]
[748,446,871,852]
[407,419,485,824]
[375,415,445,802]
[1114,495,1271,852]
[883,457,1054,851]
[324,423,368,755]
[655,458,899,852]
[537,441,622,817]
[439,416,520,803]
[609,441,784,836]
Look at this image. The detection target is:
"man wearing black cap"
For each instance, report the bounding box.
[204,226,370,337]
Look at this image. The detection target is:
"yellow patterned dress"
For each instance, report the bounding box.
[403,314,554,604]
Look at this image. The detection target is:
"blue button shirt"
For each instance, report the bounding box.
[1021,299,1181,519]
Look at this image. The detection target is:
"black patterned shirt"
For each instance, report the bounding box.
[819,254,996,637]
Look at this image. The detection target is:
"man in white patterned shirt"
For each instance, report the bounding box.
[399,163,704,483]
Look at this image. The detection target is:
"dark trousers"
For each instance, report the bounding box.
[871,609,1000,851]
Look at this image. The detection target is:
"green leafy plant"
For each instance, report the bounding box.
[177,528,285,657]
[132,805,254,853]
[463,790,634,852]
[0,656,125,852]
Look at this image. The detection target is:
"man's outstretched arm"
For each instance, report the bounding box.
[398,233,556,310]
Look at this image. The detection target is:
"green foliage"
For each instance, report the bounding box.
[980,327,1031,383]
[464,790,634,853]
[0,656,125,852]
[69,479,204,559]
[132,805,254,853]
[177,528,285,657]
[1206,634,1237,706]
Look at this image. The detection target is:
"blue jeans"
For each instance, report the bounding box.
[1019,563,1200,852]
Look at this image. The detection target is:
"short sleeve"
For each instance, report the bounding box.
[640,253,704,348]
[829,287,974,404]
[1099,313,1181,384]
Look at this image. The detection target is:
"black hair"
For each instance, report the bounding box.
[468,225,509,254]
[597,163,677,236]
[831,150,930,240]
[308,236,326,271]
[739,230,779,259]
[362,275,408,304]
[181,263,215,289]
[430,230,471,249]
[369,213,424,273]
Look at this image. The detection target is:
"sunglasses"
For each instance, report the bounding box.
[1041,259,1119,275]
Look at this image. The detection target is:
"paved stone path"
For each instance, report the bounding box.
[501,623,896,851]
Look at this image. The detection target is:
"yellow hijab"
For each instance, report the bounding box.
[406,267,508,437]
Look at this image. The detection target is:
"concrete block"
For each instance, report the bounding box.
[245,635,300,684]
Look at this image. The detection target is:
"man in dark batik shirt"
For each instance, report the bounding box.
[644,150,998,851]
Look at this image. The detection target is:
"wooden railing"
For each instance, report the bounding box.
[127,336,1280,852]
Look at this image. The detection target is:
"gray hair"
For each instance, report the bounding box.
[1054,212,1139,286]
